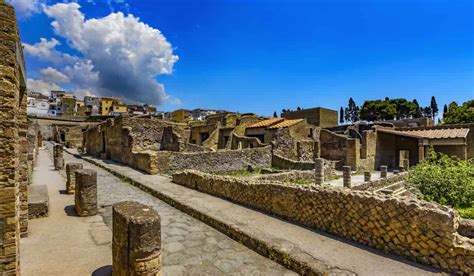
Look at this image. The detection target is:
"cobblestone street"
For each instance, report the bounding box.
[60,144,295,275]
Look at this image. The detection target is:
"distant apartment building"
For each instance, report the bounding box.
[127,104,157,115]
[282,107,338,128]
[27,91,49,115]
[191,109,218,121]
[47,90,77,116]
[101,97,124,116]
[84,96,101,116]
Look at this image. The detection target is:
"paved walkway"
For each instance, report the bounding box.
[58,144,293,276]
[65,149,443,275]
[20,146,112,276]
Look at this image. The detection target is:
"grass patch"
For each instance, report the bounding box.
[456,206,474,219]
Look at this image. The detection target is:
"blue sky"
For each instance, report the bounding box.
[13,0,474,116]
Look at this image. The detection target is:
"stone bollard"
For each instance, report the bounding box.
[113,201,162,276]
[393,170,399,175]
[54,156,64,170]
[380,165,388,178]
[75,169,98,216]
[53,143,63,159]
[364,171,371,182]
[314,158,324,185]
[342,166,352,188]
[66,163,83,194]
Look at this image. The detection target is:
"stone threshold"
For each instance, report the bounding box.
[63,148,442,276]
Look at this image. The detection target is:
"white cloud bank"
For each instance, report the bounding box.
[24,2,179,105]
[7,0,43,19]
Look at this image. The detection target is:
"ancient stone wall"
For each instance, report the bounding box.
[173,170,474,273]
[272,154,314,170]
[296,140,314,161]
[0,3,26,273]
[230,133,266,150]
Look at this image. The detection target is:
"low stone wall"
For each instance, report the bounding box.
[352,172,408,191]
[272,154,314,170]
[172,170,474,273]
[129,146,272,175]
[459,219,474,239]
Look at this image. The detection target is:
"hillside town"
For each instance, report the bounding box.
[1,1,473,276]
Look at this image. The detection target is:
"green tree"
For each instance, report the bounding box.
[443,104,448,114]
[273,111,278,118]
[411,99,422,118]
[339,107,344,124]
[346,98,359,123]
[430,96,439,120]
[443,100,474,124]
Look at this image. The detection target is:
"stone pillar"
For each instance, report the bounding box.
[74,169,98,217]
[402,159,409,171]
[364,171,371,182]
[37,131,43,148]
[343,166,352,188]
[53,143,64,170]
[66,163,83,194]
[314,158,324,185]
[113,201,162,276]
[418,145,425,162]
[380,165,388,178]
[313,141,321,159]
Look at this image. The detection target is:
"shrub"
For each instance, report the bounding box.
[406,149,474,209]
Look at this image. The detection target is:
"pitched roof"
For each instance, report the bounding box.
[377,127,470,139]
[247,118,284,128]
[268,119,304,129]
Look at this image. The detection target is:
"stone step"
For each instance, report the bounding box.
[28,185,49,219]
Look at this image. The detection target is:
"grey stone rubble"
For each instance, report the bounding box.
[63,146,442,276]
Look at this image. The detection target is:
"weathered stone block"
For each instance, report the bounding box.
[66,163,83,194]
[28,185,49,219]
[74,169,98,217]
[113,201,161,276]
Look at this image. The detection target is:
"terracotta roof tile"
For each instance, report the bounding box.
[268,119,304,129]
[378,127,469,139]
[247,118,284,128]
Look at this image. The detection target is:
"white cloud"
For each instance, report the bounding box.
[7,0,43,19]
[27,78,63,95]
[42,2,179,105]
[39,67,69,83]
[23,38,79,65]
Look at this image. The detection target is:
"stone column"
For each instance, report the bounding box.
[53,143,64,170]
[314,158,324,185]
[37,131,43,148]
[380,165,388,178]
[74,169,98,216]
[418,145,425,162]
[66,163,83,194]
[364,171,371,182]
[113,201,162,276]
[343,166,352,188]
[402,159,409,171]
